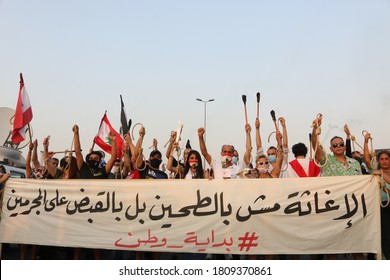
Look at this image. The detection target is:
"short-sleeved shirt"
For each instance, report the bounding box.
[138,162,168,179]
[211,160,242,179]
[320,154,362,177]
[79,162,108,179]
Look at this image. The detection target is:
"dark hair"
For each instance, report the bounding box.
[149,149,162,158]
[292,143,308,157]
[86,151,103,162]
[184,150,204,179]
[267,146,277,152]
[0,165,6,173]
[377,150,390,170]
[330,136,343,145]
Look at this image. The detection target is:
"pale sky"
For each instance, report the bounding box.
[1,0,389,167]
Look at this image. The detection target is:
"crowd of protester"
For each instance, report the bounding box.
[0,112,389,260]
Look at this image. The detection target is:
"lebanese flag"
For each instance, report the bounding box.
[94,113,124,159]
[11,73,33,144]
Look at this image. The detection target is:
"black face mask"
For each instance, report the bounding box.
[88,159,99,169]
[354,157,363,165]
[149,158,162,169]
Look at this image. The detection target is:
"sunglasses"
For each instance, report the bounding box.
[332,143,345,148]
[257,161,269,166]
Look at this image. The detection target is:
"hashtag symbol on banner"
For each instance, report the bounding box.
[238,232,259,252]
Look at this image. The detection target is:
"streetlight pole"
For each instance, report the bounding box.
[196,98,214,169]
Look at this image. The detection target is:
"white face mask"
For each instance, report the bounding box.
[221,155,232,163]
[111,166,120,174]
[189,160,198,167]
[257,166,269,174]
[232,156,238,165]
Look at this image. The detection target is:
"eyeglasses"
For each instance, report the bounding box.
[332,143,345,148]
[256,161,269,166]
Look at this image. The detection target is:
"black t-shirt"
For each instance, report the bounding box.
[79,162,108,179]
[138,162,168,179]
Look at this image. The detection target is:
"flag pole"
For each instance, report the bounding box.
[91,110,107,151]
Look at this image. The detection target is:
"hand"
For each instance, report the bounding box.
[364,132,372,143]
[124,133,131,143]
[279,117,286,127]
[198,128,205,137]
[139,126,145,137]
[170,131,177,141]
[109,132,116,142]
[29,142,34,151]
[245,123,251,133]
[153,138,158,148]
[33,139,38,148]
[312,116,322,128]
[255,118,260,129]
[344,124,351,136]
[72,125,79,134]
[43,137,49,148]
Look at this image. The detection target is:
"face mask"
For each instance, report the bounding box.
[88,159,99,169]
[257,166,269,174]
[189,160,198,167]
[221,155,232,165]
[111,166,119,174]
[150,158,162,169]
[232,156,238,165]
[267,155,276,163]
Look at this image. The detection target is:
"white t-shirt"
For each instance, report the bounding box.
[211,160,242,179]
[282,158,311,178]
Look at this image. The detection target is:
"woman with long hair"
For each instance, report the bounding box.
[364,133,390,259]
[167,142,205,179]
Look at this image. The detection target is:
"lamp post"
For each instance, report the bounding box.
[196,98,214,168]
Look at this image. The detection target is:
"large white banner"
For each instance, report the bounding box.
[0,176,381,255]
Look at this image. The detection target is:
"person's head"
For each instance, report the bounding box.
[255,154,269,174]
[267,146,277,163]
[61,156,79,179]
[149,150,162,169]
[377,150,390,170]
[292,143,308,158]
[51,157,59,168]
[351,151,362,159]
[184,150,204,178]
[330,136,345,156]
[86,151,103,169]
[220,145,234,166]
[232,150,239,165]
[0,165,6,174]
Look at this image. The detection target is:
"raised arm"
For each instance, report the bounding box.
[363,132,373,170]
[344,124,352,157]
[167,142,180,174]
[104,132,117,174]
[135,126,146,169]
[42,137,57,178]
[31,139,40,169]
[311,115,324,163]
[25,141,34,178]
[243,123,252,166]
[165,131,177,159]
[198,127,212,165]
[270,131,284,178]
[255,118,262,154]
[72,124,84,170]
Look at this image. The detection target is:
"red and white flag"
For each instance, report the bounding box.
[11,73,33,144]
[94,113,124,159]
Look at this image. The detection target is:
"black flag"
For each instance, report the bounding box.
[120,95,131,135]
